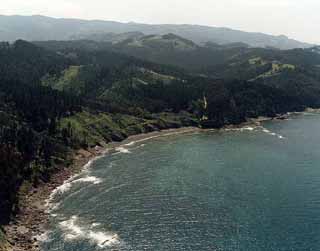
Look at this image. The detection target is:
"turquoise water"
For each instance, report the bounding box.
[42,113,320,251]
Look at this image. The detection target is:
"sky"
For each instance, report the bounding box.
[0,0,319,44]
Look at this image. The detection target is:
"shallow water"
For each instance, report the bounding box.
[41,113,320,251]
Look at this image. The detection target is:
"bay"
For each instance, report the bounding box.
[41,113,320,251]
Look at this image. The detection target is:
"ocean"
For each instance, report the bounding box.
[41,113,320,251]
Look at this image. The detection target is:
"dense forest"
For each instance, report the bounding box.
[1,38,320,248]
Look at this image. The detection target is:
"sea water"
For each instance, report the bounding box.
[41,113,320,251]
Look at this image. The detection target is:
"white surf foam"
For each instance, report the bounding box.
[123,129,197,147]
[224,126,258,132]
[115,147,132,154]
[46,175,102,212]
[46,149,110,213]
[48,202,61,212]
[54,182,73,195]
[59,216,120,248]
[260,126,285,139]
[89,231,119,248]
[124,141,136,146]
[75,176,103,184]
[46,177,75,212]
[81,149,109,171]
[241,126,255,131]
[222,125,286,140]
[49,175,102,198]
[60,216,84,240]
[262,128,271,133]
[34,231,52,243]
[115,143,146,155]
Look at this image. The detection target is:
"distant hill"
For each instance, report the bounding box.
[35,35,320,77]
[71,31,145,44]
[310,46,320,54]
[114,33,198,51]
[34,36,249,71]
[0,15,314,50]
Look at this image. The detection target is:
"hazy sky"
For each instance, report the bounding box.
[1,0,319,44]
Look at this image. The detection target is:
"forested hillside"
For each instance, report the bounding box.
[1,39,320,248]
[34,37,320,77]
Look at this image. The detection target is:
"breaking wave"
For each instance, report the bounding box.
[59,216,120,248]
[35,231,52,243]
[45,150,109,213]
[115,143,146,155]
[46,175,103,212]
[224,126,258,132]
[124,141,135,146]
[49,175,102,199]
[115,146,132,154]
[223,125,285,139]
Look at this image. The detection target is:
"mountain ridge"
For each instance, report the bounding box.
[0,14,314,49]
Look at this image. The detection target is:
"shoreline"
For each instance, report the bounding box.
[2,126,201,251]
[3,109,317,251]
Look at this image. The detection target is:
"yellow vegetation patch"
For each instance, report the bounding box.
[248,57,268,66]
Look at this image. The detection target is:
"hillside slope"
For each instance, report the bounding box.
[34,38,320,78]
